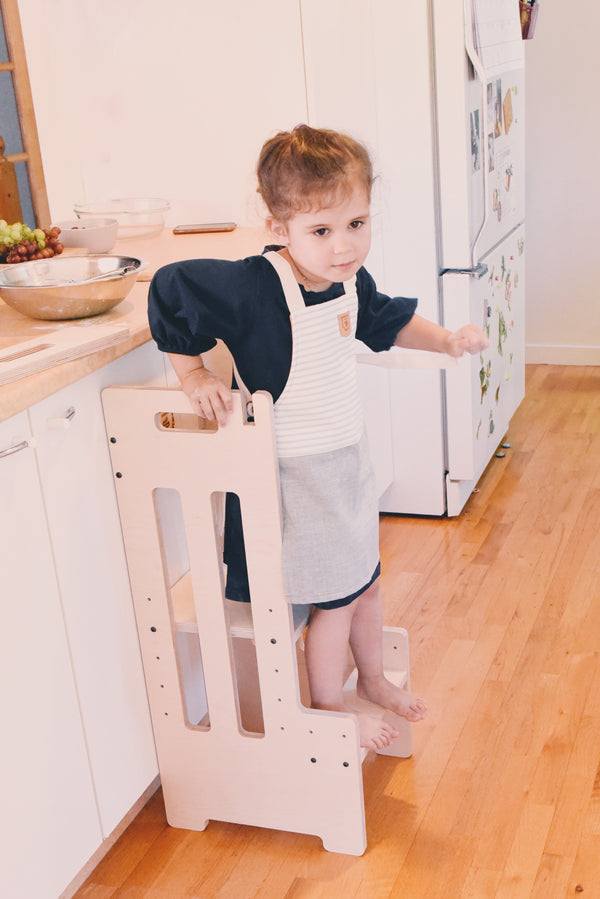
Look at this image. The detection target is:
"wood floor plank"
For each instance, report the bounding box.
[494,800,555,899]
[567,835,600,898]
[530,853,574,899]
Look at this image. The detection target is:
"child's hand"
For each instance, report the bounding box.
[445,324,489,357]
[183,368,233,426]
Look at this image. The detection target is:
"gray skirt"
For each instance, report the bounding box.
[279,430,380,605]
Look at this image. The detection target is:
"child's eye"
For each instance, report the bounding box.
[349,220,364,230]
[313,227,329,237]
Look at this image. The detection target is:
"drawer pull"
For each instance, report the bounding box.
[47,406,76,430]
[0,439,29,459]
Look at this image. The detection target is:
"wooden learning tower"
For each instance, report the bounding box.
[102,386,413,856]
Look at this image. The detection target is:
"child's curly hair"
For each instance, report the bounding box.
[257,124,373,222]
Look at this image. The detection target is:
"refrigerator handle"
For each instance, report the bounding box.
[463,0,490,267]
[440,262,488,279]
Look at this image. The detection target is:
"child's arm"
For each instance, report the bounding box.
[168,352,233,426]
[394,313,488,357]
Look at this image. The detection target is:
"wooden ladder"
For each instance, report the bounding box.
[102,386,413,856]
[0,0,50,224]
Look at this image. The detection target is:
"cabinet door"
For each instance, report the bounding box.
[357,362,393,498]
[0,412,101,899]
[28,343,163,838]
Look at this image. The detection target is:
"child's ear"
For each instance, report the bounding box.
[268,217,289,245]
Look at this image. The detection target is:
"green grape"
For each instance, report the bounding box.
[0,220,62,262]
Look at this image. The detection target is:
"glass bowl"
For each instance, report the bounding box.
[73,198,170,239]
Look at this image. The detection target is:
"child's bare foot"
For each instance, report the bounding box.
[356,674,428,722]
[311,701,399,750]
[355,712,399,751]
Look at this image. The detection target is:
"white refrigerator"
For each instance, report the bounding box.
[301,0,526,515]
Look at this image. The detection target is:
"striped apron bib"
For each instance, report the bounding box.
[265,251,380,605]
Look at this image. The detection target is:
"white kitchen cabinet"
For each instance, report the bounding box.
[0,412,102,899]
[28,342,164,839]
[357,363,393,498]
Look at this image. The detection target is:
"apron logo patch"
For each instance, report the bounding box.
[338,311,352,337]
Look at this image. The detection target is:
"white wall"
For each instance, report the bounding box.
[524,1,600,363]
[17,0,307,227]
[17,1,600,364]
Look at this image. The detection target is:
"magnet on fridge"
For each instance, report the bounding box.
[519,1,539,40]
[498,312,508,355]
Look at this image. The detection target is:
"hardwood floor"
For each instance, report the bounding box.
[74,365,600,898]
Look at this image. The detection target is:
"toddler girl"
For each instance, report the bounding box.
[149,125,488,749]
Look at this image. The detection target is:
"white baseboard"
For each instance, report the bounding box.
[526,344,600,365]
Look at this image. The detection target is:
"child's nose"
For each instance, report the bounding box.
[332,233,351,254]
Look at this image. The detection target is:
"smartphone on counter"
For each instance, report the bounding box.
[173,222,237,234]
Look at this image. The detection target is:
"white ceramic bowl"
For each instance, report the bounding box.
[73,198,170,239]
[54,218,119,253]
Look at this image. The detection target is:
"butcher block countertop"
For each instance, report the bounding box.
[0,226,269,423]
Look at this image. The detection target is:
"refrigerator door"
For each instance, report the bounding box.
[433,0,524,268]
[470,66,525,262]
[442,224,525,515]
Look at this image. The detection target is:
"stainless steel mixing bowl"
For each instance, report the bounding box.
[0,254,144,320]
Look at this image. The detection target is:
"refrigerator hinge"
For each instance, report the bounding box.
[439,263,488,279]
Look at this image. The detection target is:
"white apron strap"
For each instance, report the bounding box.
[264,251,305,312]
[265,249,356,308]
[232,361,254,420]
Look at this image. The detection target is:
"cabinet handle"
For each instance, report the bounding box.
[47,406,76,430]
[0,439,29,459]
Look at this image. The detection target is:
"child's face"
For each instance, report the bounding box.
[271,181,371,291]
